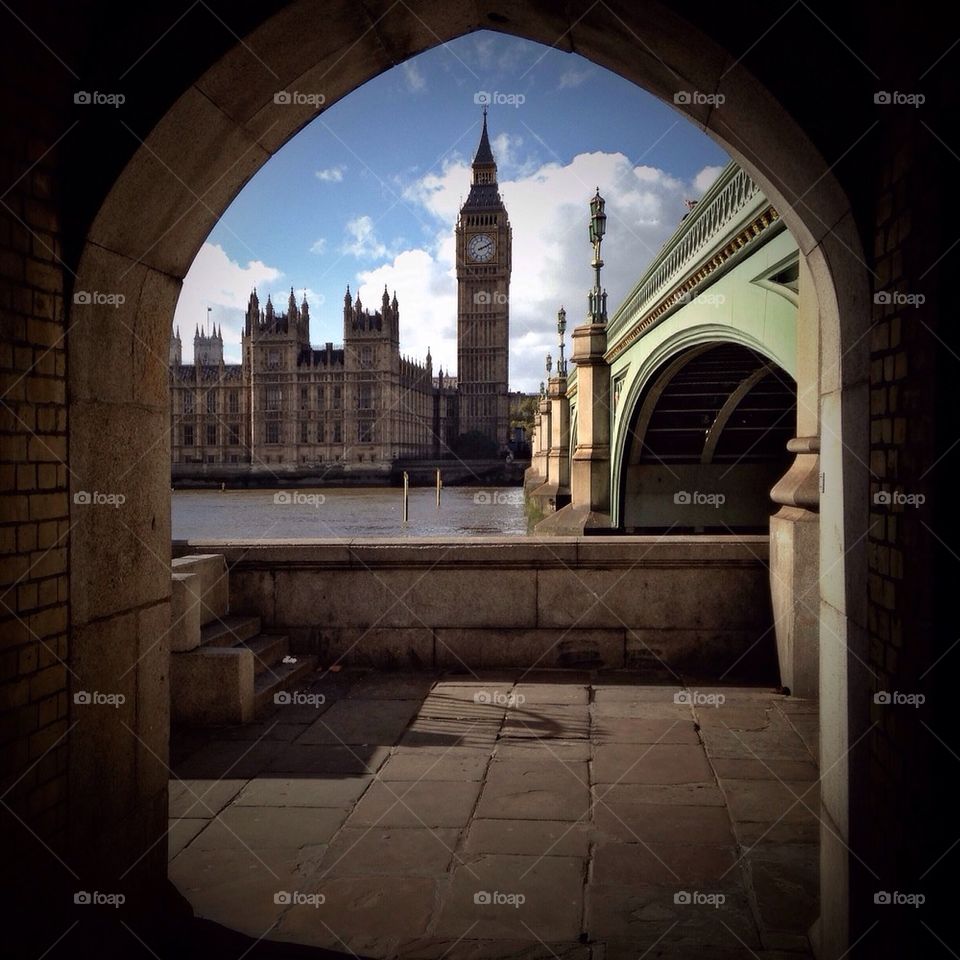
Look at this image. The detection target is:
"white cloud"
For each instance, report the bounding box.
[173,243,282,363]
[309,237,327,255]
[341,215,390,259]
[557,65,593,90]
[175,159,729,384]
[315,165,345,182]
[379,152,729,389]
[693,164,725,193]
[401,60,427,93]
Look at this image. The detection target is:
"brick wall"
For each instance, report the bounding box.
[0,36,73,910]
[864,102,946,952]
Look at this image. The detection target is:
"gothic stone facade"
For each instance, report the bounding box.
[169,287,458,474]
[168,114,508,473]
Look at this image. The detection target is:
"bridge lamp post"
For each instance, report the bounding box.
[557,306,567,376]
[588,188,608,324]
[545,352,553,377]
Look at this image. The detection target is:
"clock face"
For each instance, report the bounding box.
[467,233,495,263]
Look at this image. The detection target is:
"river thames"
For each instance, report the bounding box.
[171,486,528,539]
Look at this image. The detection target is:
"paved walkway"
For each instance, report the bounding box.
[168,670,819,959]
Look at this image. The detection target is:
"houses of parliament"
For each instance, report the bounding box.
[169,112,512,477]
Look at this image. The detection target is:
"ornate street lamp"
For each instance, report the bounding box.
[588,188,608,324]
[539,381,546,397]
[545,352,553,376]
[557,306,567,376]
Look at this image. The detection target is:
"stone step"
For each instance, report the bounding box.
[253,655,319,715]
[200,615,261,648]
[170,645,255,725]
[244,634,290,675]
[171,554,229,626]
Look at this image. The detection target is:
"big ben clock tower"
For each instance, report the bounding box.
[456,108,512,451]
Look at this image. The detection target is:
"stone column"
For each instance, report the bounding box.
[769,255,820,699]
[538,322,610,533]
[531,377,569,516]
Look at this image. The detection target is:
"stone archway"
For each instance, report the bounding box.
[66,3,870,956]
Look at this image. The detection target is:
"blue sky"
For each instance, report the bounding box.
[174,31,728,390]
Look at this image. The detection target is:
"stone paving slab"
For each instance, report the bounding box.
[169,845,326,939]
[735,818,820,846]
[169,778,246,818]
[417,695,508,721]
[317,826,459,877]
[397,939,593,959]
[400,716,502,750]
[502,704,591,739]
[433,853,585,941]
[699,727,813,761]
[592,841,739,886]
[348,779,483,827]
[712,757,819,781]
[297,697,422,745]
[378,746,491,781]
[168,672,819,957]
[343,672,437,700]
[597,782,726,807]
[584,882,759,947]
[213,721,310,741]
[232,775,372,807]
[477,759,590,821]
[722,780,820,823]
[593,801,735,846]
[267,743,391,775]
[464,818,592,857]
[592,718,701,744]
[512,684,590,705]
[591,701,695,720]
[746,842,819,936]
[694,707,776,730]
[189,804,349,850]
[276,875,438,952]
[593,743,713,784]
[173,740,281,779]
[494,738,593,762]
[168,817,207,858]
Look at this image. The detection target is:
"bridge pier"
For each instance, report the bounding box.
[538,321,611,533]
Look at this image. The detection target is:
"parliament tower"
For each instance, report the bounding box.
[455,109,512,450]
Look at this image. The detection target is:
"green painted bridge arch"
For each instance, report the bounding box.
[566,161,802,530]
